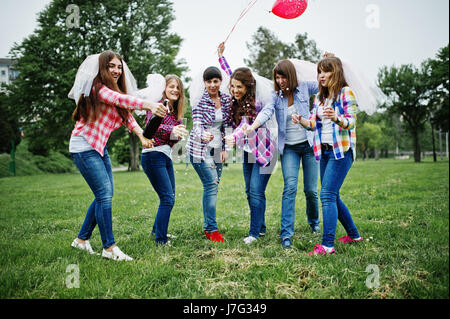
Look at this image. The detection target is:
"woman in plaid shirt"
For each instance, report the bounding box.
[141,74,188,246]
[293,56,363,255]
[69,50,167,261]
[218,43,276,246]
[186,66,232,243]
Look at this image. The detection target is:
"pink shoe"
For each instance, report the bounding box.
[338,235,363,243]
[308,243,336,256]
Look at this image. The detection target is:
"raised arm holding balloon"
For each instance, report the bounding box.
[217,43,278,245]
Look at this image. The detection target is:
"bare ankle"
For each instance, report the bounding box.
[105,245,116,252]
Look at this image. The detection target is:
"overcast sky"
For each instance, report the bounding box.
[0,0,448,84]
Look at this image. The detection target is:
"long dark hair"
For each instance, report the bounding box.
[229,67,257,126]
[72,50,130,124]
[273,59,298,96]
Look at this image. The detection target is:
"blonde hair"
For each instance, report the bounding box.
[162,74,185,120]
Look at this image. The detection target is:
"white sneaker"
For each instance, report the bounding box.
[102,246,133,261]
[71,238,96,255]
[243,236,258,245]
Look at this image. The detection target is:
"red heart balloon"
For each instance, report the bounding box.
[272,0,308,19]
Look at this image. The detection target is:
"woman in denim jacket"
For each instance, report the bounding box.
[246,59,322,249]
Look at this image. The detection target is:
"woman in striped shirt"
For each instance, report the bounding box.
[69,50,167,261]
[141,74,188,246]
[293,56,363,255]
[186,67,232,243]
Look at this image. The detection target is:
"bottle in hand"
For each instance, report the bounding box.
[143,99,169,139]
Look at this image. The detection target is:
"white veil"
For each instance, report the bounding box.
[68,53,138,103]
[189,67,231,108]
[340,59,386,115]
[289,59,318,83]
[252,72,278,142]
[134,73,166,115]
[289,57,386,115]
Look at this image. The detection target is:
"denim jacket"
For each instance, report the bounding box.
[255,81,319,155]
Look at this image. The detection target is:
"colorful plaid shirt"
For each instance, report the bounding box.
[219,55,276,167]
[71,85,142,156]
[144,110,181,148]
[231,101,276,167]
[186,90,232,161]
[306,87,358,161]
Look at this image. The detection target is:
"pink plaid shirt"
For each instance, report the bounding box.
[71,85,143,156]
[231,101,276,167]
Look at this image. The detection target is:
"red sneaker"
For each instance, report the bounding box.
[308,243,336,256]
[337,235,363,244]
[210,230,223,243]
[204,230,212,240]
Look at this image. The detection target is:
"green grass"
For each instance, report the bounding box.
[0,158,448,299]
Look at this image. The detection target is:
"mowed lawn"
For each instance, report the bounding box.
[0,158,448,299]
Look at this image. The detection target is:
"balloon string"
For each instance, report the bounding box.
[223,0,259,45]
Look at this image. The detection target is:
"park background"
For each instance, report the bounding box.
[0,0,448,300]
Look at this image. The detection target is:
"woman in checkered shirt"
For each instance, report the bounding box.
[185,66,232,243]
[141,74,188,247]
[69,50,167,261]
[293,56,363,255]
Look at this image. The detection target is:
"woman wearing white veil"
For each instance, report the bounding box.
[136,73,188,246]
[186,65,233,243]
[291,55,383,255]
[245,57,322,249]
[68,51,167,261]
[217,43,278,245]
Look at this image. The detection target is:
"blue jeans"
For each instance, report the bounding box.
[141,151,175,245]
[190,149,223,232]
[320,148,360,247]
[243,152,272,238]
[71,148,115,249]
[280,142,320,239]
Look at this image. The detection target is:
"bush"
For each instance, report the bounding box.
[33,151,76,174]
[0,140,76,177]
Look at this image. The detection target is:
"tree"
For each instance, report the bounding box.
[378,62,432,162]
[428,45,449,132]
[427,45,449,161]
[357,122,384,160]
[6,0,186,170]
[245,26,322,79]
[0,92,21,154]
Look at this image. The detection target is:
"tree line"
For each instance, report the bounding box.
[1,1,448,169]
